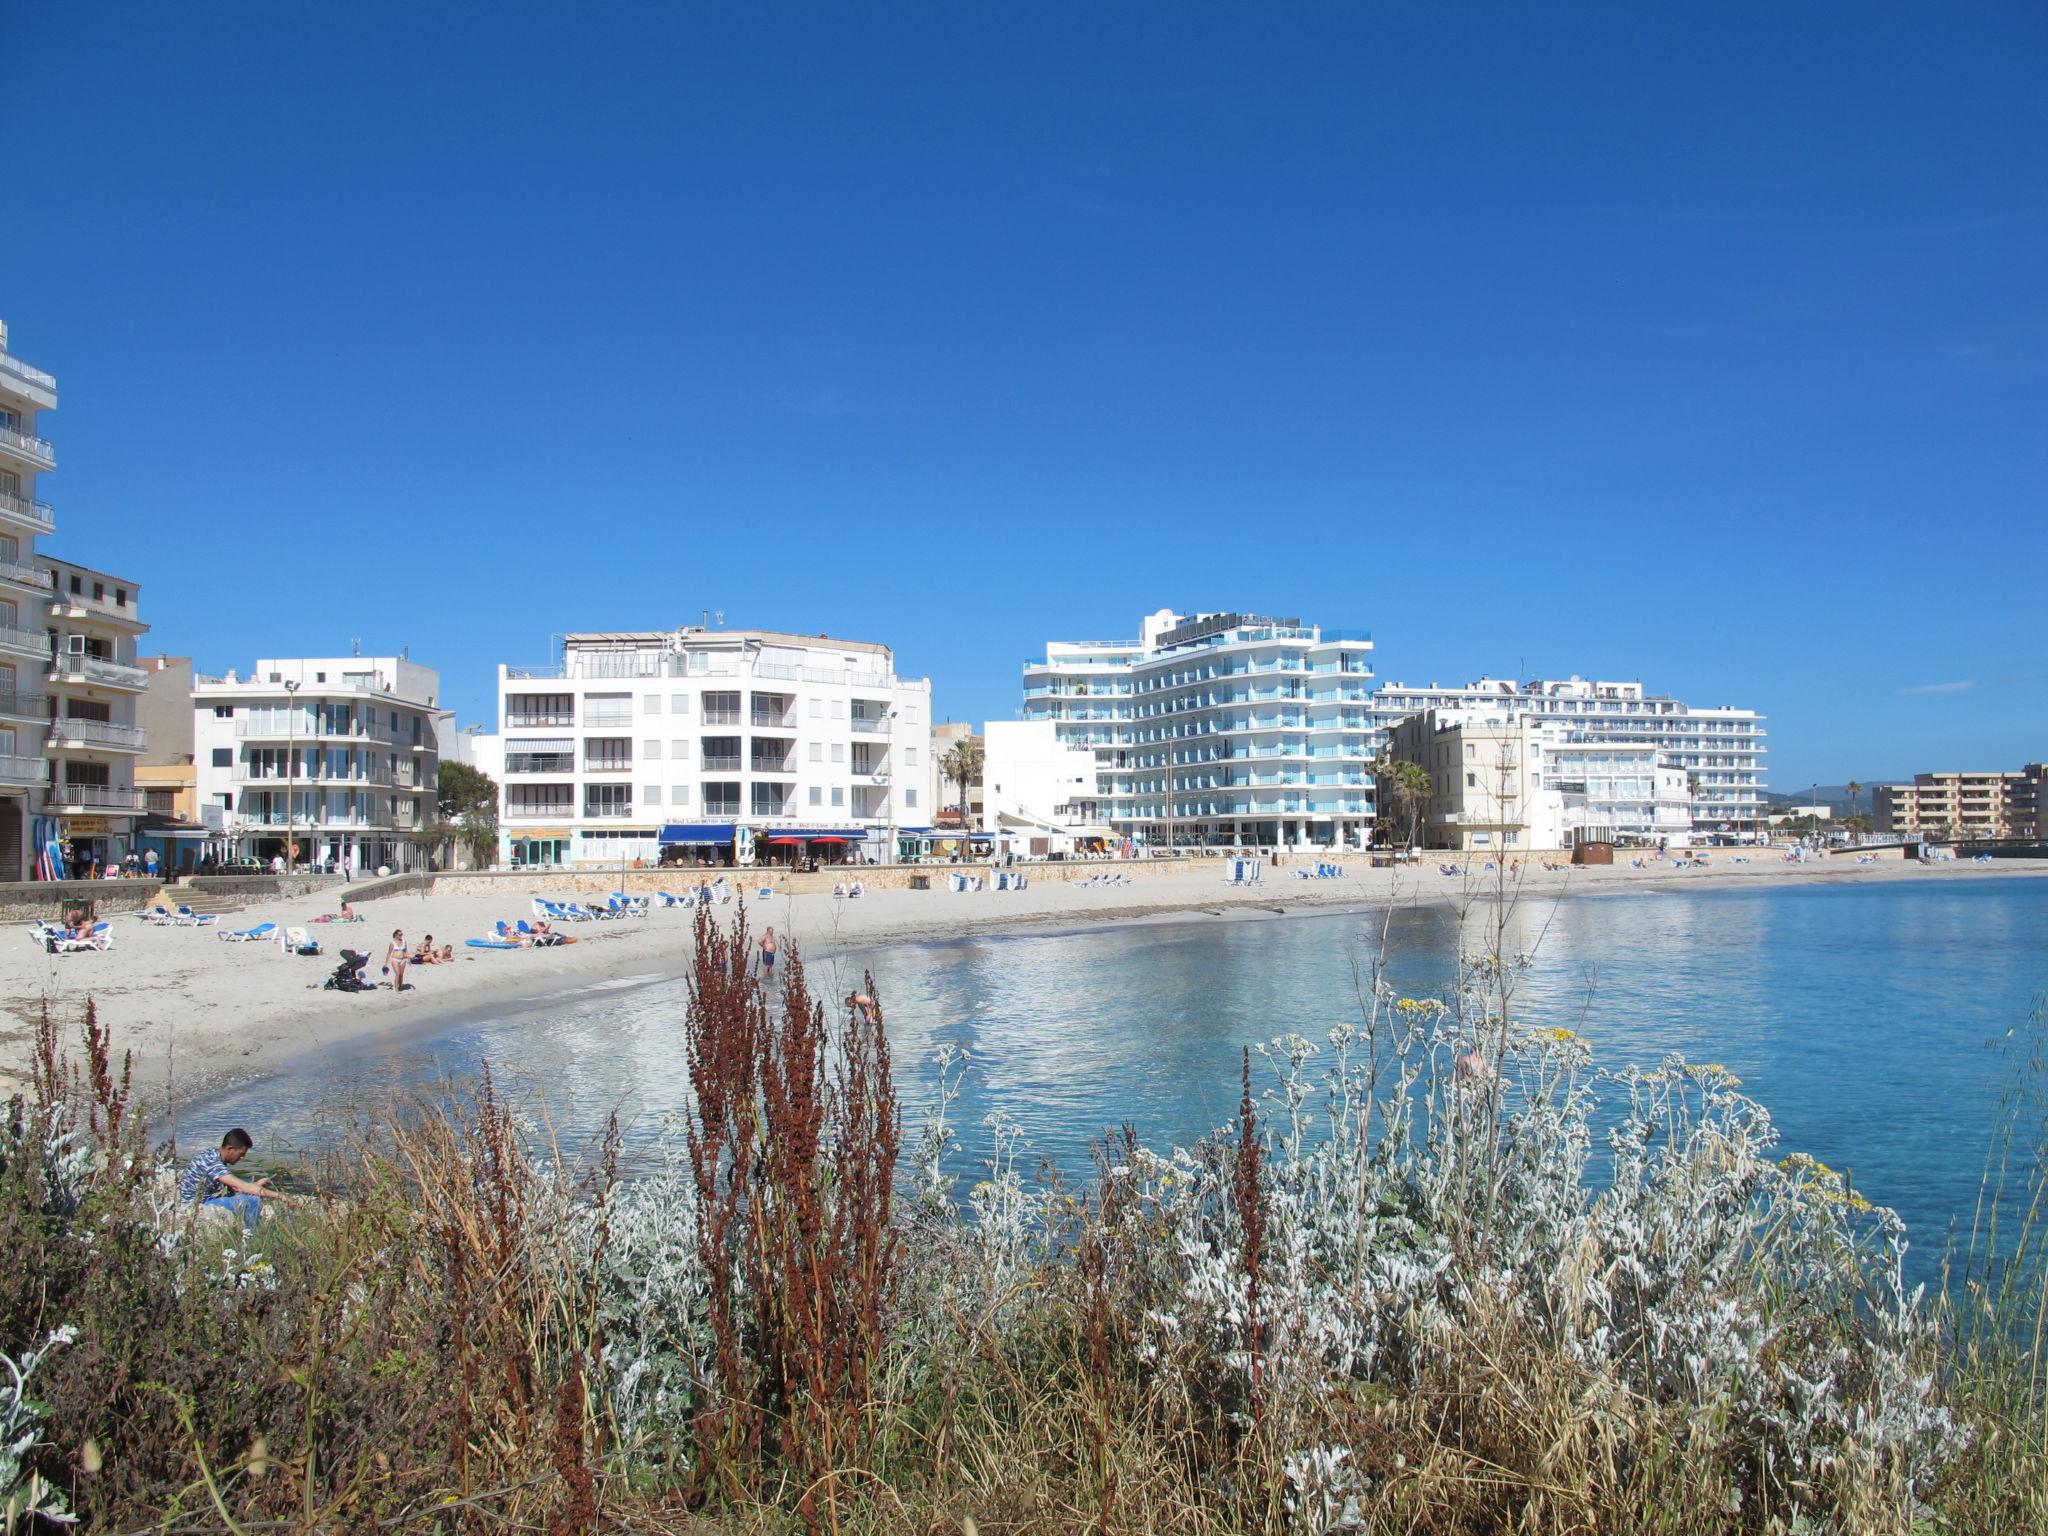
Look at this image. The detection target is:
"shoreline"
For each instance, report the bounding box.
[8,856,2046,1107]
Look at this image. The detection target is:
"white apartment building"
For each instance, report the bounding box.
[1375,676,1768,843]
[0,318,152,880]
[1022,609,1378,849]
[1388,707,1691,852]
[193,657,447,873]
[43,556,151,871]
[495,626,932,868]
[981,720,1114,853]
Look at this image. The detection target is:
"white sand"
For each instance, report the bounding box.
[6,855,2043,1100]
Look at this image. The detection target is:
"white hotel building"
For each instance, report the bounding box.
[1,318,152,880]
[1019,609,1378,850]
[193,658,447,873]
[1374,676,1769,842]
[494,627,931,867]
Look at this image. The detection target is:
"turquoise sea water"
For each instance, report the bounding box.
[193,877,2048,1272]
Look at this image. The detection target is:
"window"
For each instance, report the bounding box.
[585,692,633,727]
[315,671,326,682]
[810,698,822,718]
[1504,831,1520,846]
[672,739,689,758]
[584,784,631,817]
[1472,831,1492,846]
[644,786,662,806]
[69,574,81,595]
[116,588,127,607]
[1465,744,1475,760]
[905,747,918,767]
[584,738,633,771]
[1466,772,1476,788]
[211,747,232,768]
[92,581,105,600]
[808,786,822,806]
[831,700,844,718]
[809,742,823,763]
[703,783,740,815]
[671,785,689,805]
[644,695,661,714]
[144,788,177,815]
[905,788,918,808]
[213,705,234,718]
[643,739,662,760]
[830,787,844,807]
[671,694,689,714]
[830,743,844,764]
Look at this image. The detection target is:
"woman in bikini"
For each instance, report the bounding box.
[386,929,410,991]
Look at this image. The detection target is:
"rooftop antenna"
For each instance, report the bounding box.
[714,609,725,627]
[351,637,361,657]
[701,610,709,629]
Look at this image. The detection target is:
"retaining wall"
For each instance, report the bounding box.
[426,857,1216,901]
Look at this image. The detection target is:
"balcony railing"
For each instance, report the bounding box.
[582,801,633,818]
[0,352,58,392]
[0,422,55,468]
[750,758,795,774]
[0,752,44,785]
[504,756,576,775]
[582,760,633,775]
[48,718,146,750]
[506,802,575,820]
[49,653,147,689]
[0,623,48,655]
[701,755,742,771]
[506,712,576,728]
[702,708,742,726]
[0,690,46,718]
[0,556,43,587]
[750,710,795,729]
[47,784,145,811]
[850,719,887,734]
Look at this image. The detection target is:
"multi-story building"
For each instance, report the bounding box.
[0,318,61,879]
[1873,768,2045,842]
[1374,676,1768,843]
[42,555,151,871]
[1021,609,1377,849]
[930,721,985,829]
[193,657,447,872]
[495,626,931,868]
[0,320,154,879]
[1386,707,1692,852]
[981,720,1114,852]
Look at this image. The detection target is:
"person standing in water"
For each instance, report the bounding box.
[759,926,777,975]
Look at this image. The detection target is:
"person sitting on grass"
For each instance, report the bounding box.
[177,1127,296,1233]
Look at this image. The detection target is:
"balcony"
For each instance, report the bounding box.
[0,421,55,470]
[701,754,742,771]
[47,718,146,752]
[582,759,633,776]
[582,801,634,819]
[48,589,142,628]
[0,689,45,719]
[503,755,576,775]
[0,555,43,589]
[235,718,393,742]
[0,351,58,396]
[750,709,796,730]
[702,708,742,726]
[0,623,48,659]
[850,718,888,734]
[505,712,576,729]
[46,784,145,813]
[49,653,147,690]
[750,756,796,775]
[506,801,575,820]
[0,752,44,786]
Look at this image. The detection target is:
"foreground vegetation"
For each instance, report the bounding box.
[4,907,2044,1533]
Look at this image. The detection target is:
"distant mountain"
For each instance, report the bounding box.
[1764,783,1898,818]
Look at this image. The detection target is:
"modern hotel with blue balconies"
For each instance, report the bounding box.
[1020,609,1377,850]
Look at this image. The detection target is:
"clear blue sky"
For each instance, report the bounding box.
[9,2,2043,788]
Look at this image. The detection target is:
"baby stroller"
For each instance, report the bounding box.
[323,949,376,992]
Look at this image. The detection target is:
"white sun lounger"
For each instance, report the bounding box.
[219,921,278,943]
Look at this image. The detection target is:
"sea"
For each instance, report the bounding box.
[190,876,2048,1276]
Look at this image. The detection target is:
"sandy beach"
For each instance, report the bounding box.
[6,854,2044,1101]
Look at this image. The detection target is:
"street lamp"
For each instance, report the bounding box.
[283,679,300,873]
[883,707,897,867]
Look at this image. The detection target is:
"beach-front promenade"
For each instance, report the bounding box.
[5,853,2044,1102]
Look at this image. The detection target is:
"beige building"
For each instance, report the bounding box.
[930,721,984,830]
[1388,709,1555,853]
[1873,768,2045,842]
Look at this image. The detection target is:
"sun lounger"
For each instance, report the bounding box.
[50,922,113,954]
[656,890,688,907]
[282,926,319,955]
[467,937,522,950]
[173,905,220,927]
[135,904,175,924]
[219,921,278,943]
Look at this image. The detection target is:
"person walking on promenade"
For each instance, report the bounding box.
[385,928,411,992]
[143,846,158,879]
[178,1127,297,1233]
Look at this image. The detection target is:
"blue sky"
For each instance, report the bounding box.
[8,2,2043,787]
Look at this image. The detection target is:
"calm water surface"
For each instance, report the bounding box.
[194,878,2048,1267]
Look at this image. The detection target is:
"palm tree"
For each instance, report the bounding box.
[941,737,985,840]
[1846,780,1862,836]
[1370,756,1433,851]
